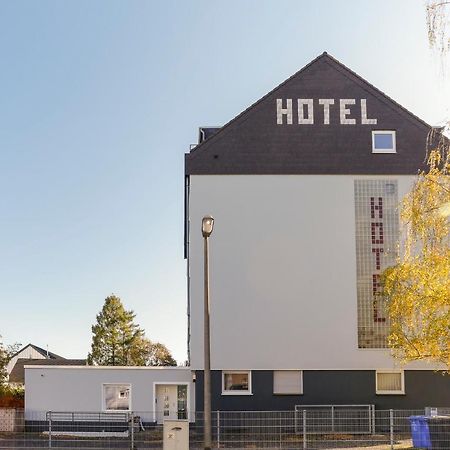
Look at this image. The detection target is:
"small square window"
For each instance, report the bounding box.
[103,384,131,410]
[376,370,404,395]
[222,371,252,395]
[273,371,303,395]
[372,131,396,153]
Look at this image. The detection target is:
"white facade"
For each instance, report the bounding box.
[25,366,195,422]
[188,174,436,371]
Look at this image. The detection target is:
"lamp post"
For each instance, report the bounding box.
[202,215,214,450]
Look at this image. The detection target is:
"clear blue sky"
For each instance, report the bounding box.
[0,1,448,363]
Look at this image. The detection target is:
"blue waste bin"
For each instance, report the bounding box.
[410,416,432,449]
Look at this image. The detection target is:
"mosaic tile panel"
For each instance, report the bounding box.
[354,180,399,348]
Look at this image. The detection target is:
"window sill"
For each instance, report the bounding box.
[372,150,396,154]
[376,391,405,395]
[221,391,253,396]
[273,393,303,396]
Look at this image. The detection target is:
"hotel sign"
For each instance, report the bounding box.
[354,180,399,349]
[276,98,377,125]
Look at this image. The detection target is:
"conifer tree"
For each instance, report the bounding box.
[87,295,177,366]
[87,295,148,366]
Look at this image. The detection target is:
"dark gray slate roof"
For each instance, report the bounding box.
[9,358,87,384]
[185,52,432,175]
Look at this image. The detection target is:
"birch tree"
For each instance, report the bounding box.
[426,1,450,58]
[382,145,450,366]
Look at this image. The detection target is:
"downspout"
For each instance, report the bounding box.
[185,173,191,366]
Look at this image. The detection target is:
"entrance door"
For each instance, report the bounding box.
[156,385,178,424]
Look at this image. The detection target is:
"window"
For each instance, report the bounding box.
[376,371,404,395]
[103,384,131,410]
[372,131,396,153]
[273,371,303,395]
[222,371,252,395]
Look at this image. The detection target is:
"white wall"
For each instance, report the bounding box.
[25,366,195,421]
[188,175,435,371]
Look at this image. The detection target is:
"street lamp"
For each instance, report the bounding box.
[202,215,214,450]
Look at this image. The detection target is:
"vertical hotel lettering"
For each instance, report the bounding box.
[371,196,385,322]
[354,180,398,348]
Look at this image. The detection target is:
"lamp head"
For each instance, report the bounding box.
[202,216,214,237]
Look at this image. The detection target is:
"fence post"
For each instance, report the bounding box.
[279,412,282,448]
[303,410,307,450]
[48,411,52,449]
[331,405,335,432]
[371,405,376,435]
[389,409,394,450]
[130,411,134,450]
[216,410,220,448]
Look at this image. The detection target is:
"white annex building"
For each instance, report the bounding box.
[25,53,450,423]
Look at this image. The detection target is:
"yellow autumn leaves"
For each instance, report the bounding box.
[382,149,450,367]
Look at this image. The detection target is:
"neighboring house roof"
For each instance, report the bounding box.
[9,358,87,384]
[185,52,433,175]
[9,343,65,361]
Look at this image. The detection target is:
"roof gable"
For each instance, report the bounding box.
[186,52,430,175]
[30,344,64,359]
[9,343,64,360]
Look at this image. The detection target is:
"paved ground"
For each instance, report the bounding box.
[0,432,415,450]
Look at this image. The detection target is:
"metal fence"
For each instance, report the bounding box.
[294,405,375,434]
[1,408,449,449]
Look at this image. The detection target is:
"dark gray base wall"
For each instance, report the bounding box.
[195,370,450,410]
